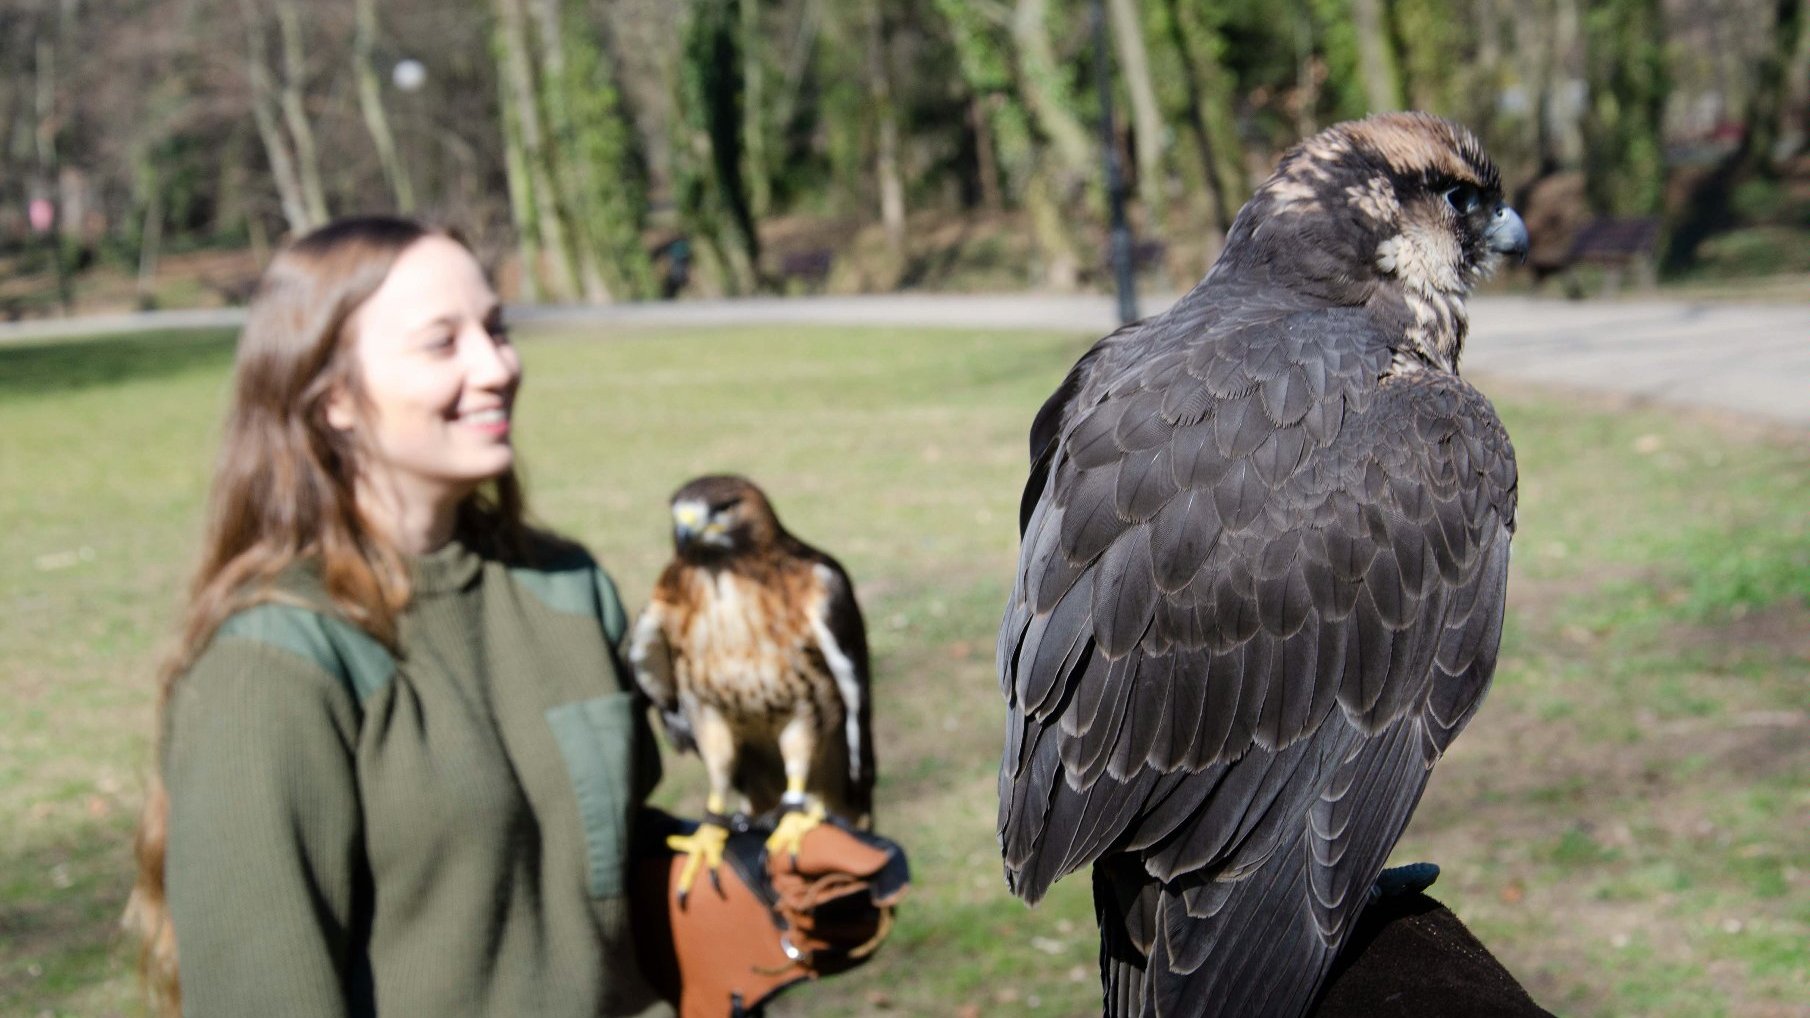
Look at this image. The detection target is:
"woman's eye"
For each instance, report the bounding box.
[1444,184,1481,215]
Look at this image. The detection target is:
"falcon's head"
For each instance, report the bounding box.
[1216,112,1528,367]
[667,474,782,563]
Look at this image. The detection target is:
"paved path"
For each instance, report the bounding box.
[4,294,1805,426]
[0,307,247,344]
[1463,297,1810,427]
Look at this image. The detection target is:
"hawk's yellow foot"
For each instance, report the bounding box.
[766,799,826,863]
[666,820,730,905]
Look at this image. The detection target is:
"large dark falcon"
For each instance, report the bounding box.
[630,474,875,897]
[997,113,1528,1017]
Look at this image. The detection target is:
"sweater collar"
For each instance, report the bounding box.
[408,536,482,596]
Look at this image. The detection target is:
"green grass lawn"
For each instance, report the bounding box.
[2,322,1806,1017]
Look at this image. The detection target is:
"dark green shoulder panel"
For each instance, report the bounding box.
[508,559,629,646]
[214,602,397,702]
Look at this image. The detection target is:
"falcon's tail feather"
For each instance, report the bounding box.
[1095,862,1153,1017]
[1093,845,1341,1018]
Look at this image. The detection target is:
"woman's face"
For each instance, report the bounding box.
[329,236,521,521]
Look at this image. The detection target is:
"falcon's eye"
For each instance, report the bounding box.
[1444,183,1482,216]
[710,497,742,515]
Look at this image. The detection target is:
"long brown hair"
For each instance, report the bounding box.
[126,216,528,1014]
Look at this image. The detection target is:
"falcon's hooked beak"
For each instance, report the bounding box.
[1485,204,1530,262]
[671,500,707,548]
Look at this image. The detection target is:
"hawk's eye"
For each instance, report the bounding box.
[710,497,742,515]
[1444,183,1482,215]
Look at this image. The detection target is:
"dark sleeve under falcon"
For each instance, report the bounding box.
[997,113,1530,1018]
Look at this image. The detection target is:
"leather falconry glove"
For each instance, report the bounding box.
[631,810,910,1018]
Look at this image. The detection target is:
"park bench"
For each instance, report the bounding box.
[1564,216,1661,295]
[1100,237,1167,275]
[776,247,834,293]
[204,272,262,307]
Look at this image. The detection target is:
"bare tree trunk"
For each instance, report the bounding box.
[353,0,414,213]
[493,0,579,299]
[867,0,904,256]
[581,7,658,299]
[1013,0,1093,289]
[496,63,543,302]
[247,201,271,266]
[215,127,250,240]
[772,0,821,150]
[1026,170,1080,289]
[1012,0,1094,181]
[530,0,609,301]
[938,0,1078,287]
[740,0,769,220]
[604,0,682,212]
[676,0,760,294]
[0,39,15,161]
[969,95,1003,211]
[1746,0,1805,171]
[1584,0,1666,217]
[136,165,164,310]
[1465,0,1505,146]
[1509,0,1550,171]
[1476,0,1503,77]
[1349,0,1402,111]
[274,0,328,225]
[239,2,310,233]
[32,38,56,182]
[1163,0,1243,236]
[32,27,72,314]
[1779,0,1810,162]
[130,86,173,311]
[1294,0,1318,135]
[1108,0,1165,231]
[1547,0,1585,168]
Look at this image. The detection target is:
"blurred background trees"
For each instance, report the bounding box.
[2,0,1807,309]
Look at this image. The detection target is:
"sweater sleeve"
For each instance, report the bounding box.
[163,635,366,1018]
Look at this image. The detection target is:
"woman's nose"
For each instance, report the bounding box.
[464,326,520,388]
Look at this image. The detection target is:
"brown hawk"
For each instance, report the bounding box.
[630,474,875,898]
[998,113,1529,1017]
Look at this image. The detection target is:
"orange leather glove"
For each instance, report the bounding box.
[631,811,910,1018]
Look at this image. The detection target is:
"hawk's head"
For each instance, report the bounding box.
[667,474,782,563]
[1217,113,1527,366]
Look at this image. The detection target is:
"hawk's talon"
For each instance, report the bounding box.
[764,800,826,863]
[666,820,730,906]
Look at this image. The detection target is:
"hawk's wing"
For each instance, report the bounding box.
[804,551,876,821]
[629,569,696,754]
[998,302,1516,1012]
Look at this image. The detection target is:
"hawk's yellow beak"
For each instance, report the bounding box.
[672,501,707,545]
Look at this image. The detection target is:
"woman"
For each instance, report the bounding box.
[128,216,669,1017]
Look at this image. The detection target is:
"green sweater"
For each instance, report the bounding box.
[162,537,672,1018]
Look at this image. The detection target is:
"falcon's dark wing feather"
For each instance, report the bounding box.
[998,296,1516,1017]
[801,544,877,821]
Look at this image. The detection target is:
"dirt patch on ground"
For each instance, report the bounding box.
[1679,599,1810,663]
[1403,568,1810,1015]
